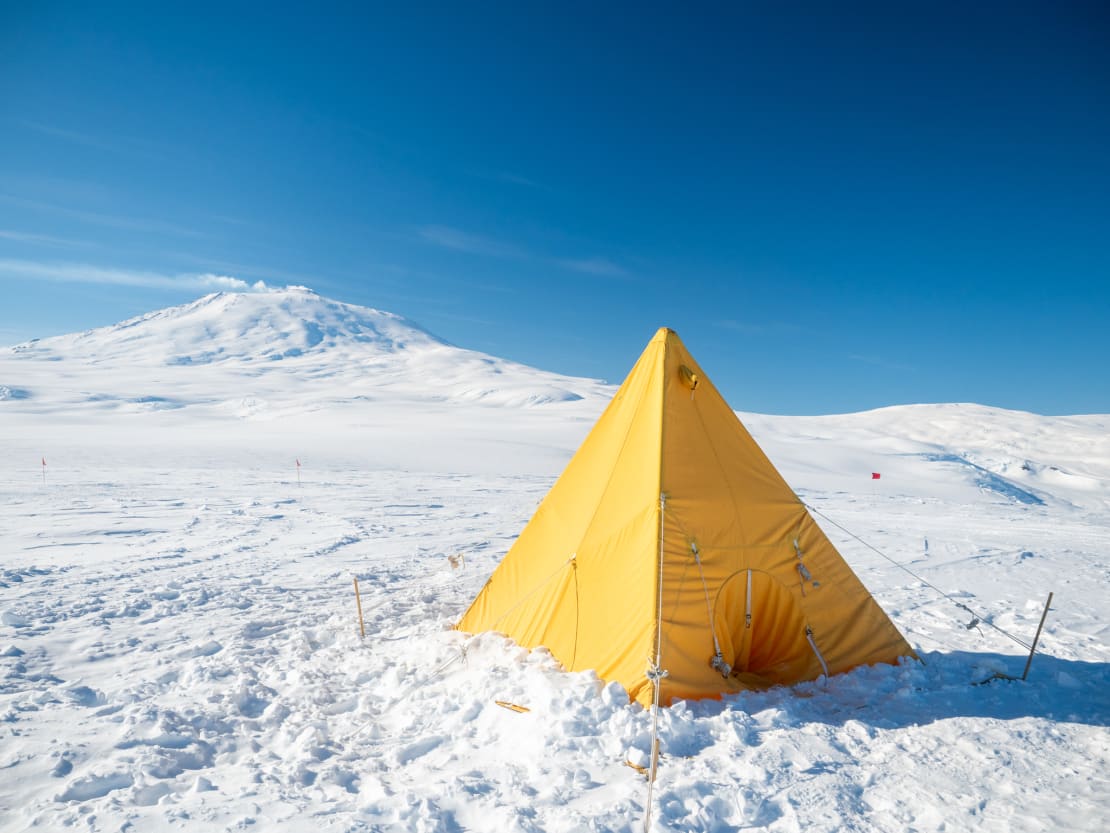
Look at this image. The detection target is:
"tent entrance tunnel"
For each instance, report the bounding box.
[713,568,813,689]
[457,327,915,706]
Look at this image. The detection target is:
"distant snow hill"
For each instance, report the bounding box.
[0,286,612,414]
[2,287,1107,507]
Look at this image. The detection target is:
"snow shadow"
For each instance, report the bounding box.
[694,651,1110,729]
[918,453,1046,505]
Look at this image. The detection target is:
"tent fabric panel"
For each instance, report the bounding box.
[456,335,663,635]
[573,503,659,698]
[789,512,916,673]
[660,335,802,549]
[457,332,665,696]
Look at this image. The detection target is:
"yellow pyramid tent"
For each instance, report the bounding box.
[457,328,915,706]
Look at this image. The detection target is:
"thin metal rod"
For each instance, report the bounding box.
[643,493,667,833]
[353,577,366,639]
[1021,592,1053,681]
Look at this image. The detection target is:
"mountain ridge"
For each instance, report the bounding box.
[7,287,447,365]
[1,287,610,410]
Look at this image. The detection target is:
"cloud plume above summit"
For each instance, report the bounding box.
[0,258,275,293]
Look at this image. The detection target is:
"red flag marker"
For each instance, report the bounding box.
[871,472,881,480]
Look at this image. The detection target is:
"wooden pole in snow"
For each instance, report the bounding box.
[1021,592,1053,681]
[353,577,366,639]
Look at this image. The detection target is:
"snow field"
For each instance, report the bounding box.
[1,290,1107,831]
[2,453,1107,832]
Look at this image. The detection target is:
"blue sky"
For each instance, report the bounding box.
[1,2,1107,415]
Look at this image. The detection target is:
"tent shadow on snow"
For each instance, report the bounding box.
[678,650,1110,731]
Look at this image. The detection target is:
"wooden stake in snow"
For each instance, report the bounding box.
[353,577,366,639]
[1021,592,1053,681]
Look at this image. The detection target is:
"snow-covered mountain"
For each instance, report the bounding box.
[9,286,445,366]
[0,287,612,414]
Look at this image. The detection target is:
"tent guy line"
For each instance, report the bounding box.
[805,501,1035,652]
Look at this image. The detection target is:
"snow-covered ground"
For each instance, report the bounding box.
[1,289,1107,832]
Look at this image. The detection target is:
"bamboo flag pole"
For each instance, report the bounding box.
[353,577,366,639]
[1021,592,1053,681]
[296,458,301,487]
[42,456,46,485]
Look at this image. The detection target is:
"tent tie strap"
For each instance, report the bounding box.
[645,664,669,683]
[690,541,731,677]
[794,537,818,588]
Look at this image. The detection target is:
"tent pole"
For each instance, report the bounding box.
[643,493,667,832]
[353,577,366,639]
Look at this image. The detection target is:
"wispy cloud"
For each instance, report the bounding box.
[210,214,259,228]
[556,256,628,277]
[0,194,202,238]
[16,120,117,151]
[467,170,545,189]
[715,319,767,335]
[419,225,527,259]
[419,224,630,278]
[0,258,274,293]
[419,308,499,328]
[848,353,915,372]
[0,229,92,248]
[493,172,541,188]
[714,319,802,336]
[14,119,163,158]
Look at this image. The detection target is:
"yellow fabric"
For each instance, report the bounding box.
[457,328,915,706]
